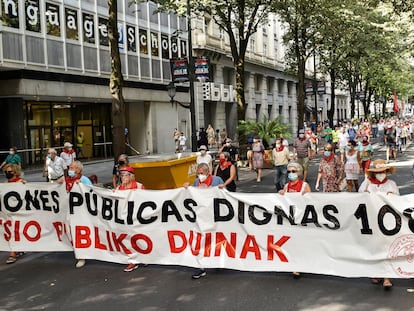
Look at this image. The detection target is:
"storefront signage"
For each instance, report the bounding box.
[305,82,314,95]
[317,81,326,95]
[171,58,189,82]
[194,56,210,82]
[202,83,235,102]
[1,0,187,58]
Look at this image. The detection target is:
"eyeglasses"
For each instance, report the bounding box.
[287,170,297,173]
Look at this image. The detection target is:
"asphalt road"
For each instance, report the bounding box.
[2,138,414,311]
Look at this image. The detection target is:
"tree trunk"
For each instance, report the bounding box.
[328,68,336,128]
[108,0,126,160]
[297,57,306,131]
[235,58,247,121]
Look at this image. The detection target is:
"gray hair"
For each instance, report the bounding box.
[197,163,210,173]
[71,160,83,171]
[287,161,303,173]
[221,151,231,160]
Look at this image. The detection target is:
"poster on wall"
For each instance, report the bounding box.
[82,13,95,44]
[2,0,19,28]
[46,2,61,37]
[170,58,189,82]
[65,8,79,40]
[25,0,41,33]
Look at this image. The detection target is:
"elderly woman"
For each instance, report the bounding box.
[214,151,237,192]
[4,164,26,264]
[279,162,311,195]
[117,166,145,272]
[315,143,343,192]
[279,162,310,278]
[251,138,265,182]
[359,159,397,289]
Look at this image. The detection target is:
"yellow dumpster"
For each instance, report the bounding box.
[130,153,198,189]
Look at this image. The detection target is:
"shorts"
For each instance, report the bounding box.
[387,142,396,150]
[297,157,309,170]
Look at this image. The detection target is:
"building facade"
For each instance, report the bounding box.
[0,1,351,166]
[0,0,191,165]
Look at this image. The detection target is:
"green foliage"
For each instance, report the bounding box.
[238,116,291,147]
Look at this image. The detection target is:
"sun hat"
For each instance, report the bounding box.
[367,159,395,174]
[64,142,73,148]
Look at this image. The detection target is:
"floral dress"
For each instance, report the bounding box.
[252,142,265,169]
[318,155,343,192]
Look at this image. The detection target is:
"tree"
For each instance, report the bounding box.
[238,116,291,148]
[272,0,327,131]
[108,0,126,160]
[142,0,274,121]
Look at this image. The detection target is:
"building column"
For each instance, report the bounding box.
[245,73,256,120]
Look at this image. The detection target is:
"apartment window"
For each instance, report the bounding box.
[267,77,274,93]
[255,74,263,91]
[250,38,256,53]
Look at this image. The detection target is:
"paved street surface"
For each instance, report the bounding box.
[2,137,414,311]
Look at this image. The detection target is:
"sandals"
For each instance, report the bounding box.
[371,278,381,284]
[5,252,24,264]
[383,279,393,290]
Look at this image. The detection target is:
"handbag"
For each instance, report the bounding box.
[339,178,347,191]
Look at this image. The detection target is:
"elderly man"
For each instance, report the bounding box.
[272,139,290,191]
[65,160,93,269]
[293,129,312,182]
[45,148,66,183]
[184,163,223,279]
[60,142,76,171]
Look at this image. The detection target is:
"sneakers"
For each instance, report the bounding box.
[75,259,86,268]
[192,269,206,279]
[124,263,139,272]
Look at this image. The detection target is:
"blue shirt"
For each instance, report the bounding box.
[80,175,93,185]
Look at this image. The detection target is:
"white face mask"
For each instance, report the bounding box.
[376,173,386,182]
[198,174,207,182]
[200,150,206,154]
[275,144,281,149]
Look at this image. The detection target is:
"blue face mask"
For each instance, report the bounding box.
[47,154,52,159]
[324,150,331,157]
[288,172,298,181]
[68,170,76,178]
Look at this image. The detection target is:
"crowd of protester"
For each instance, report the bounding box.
[1,116,412,287]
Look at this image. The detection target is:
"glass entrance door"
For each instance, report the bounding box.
[29,127,51,164]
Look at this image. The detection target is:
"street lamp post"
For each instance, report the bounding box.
[313,52,318,128]
[187,0,197,152]
[166,0,197,152]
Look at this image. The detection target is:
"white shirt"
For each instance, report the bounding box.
[359,179,399,195]
[338,132,349,147]
[46,156,66,180]
[178,135,186,146]
[60,150,76,167]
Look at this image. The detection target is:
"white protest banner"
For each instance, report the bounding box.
[0,183,72,251]
[67,183,414,278]
[2,182,414,278]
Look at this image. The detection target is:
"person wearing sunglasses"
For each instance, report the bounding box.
[279,161,310,278]
[3,163,26,264]
[279,162,310,195]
